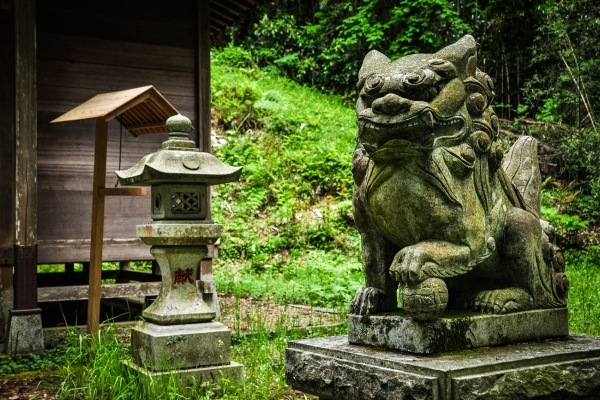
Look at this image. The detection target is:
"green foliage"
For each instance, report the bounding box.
[209,50,364,309]
[525,0,600,126]
[540,183,593,248]
[213,44,255,69]
[541,205,589,232]
[226,0,474,93]
[0,350,65,376]
[535,95,565,123]
[558,128,600,207]
[211,70,262,129]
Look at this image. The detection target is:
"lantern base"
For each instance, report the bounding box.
[131,320,232,371]
[123,360,243,396]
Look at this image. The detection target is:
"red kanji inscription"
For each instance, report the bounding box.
[173,268,194,284]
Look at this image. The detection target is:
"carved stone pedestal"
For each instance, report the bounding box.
[286,334,600,400]
[348,308,569,354]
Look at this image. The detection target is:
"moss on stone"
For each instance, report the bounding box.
[432,316,474,353]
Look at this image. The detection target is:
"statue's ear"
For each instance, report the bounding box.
[433,35,477,79]
[358,50,391,81]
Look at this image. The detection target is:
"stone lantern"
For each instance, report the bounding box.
[117,114,243,386]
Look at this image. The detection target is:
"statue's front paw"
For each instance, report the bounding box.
[471,288,533,314]
[389,247,434,285]
[350,287,385,315]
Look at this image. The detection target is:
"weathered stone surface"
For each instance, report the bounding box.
[137,222,222,246]
[286,334,600,400]
[286,349,437,400]
[124,360,243,395]
[141,245,215,324]
[452,358,600,399]
[4,313,44,356]
[350,35,569,321]
[348,308,568,354]
[131,321,231,371]
[150,184,209,221]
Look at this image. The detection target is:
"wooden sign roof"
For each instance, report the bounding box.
[210,0,257,34]
[51,86,180,137]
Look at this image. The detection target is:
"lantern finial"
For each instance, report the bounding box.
[162,114,195,150]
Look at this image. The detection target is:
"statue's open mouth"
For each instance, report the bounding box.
[358,110,465,151]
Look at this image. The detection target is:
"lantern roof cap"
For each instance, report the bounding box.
[116,114,242,186]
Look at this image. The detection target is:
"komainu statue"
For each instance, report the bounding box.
[350,35,569,320]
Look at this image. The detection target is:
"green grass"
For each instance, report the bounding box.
[52,303,343,399]
[566,248,600,336]
[216,249,363,309]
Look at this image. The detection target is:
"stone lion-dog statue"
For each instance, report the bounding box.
[350,35,569,320]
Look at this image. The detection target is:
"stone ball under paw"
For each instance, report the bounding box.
[401,278,449,321]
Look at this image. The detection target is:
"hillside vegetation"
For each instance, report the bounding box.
[210,47,363,309]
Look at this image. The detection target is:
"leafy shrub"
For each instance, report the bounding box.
[213,44,255,69]
[541,205,589,233]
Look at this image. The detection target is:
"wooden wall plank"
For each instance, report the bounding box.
[37,33,195,73]
[35,0,199,267]
[38,239,152,263]
[37,191,154,240]
[0,1,15,343]
[38,0,197,26]
[38,60,196,98]
[37,5,196,48]
[38,281,161,303]
[15,0,37,246]
[0,3,15,252]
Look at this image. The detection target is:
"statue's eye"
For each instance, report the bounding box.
[405,73,423,85]
[365,74,384,94]
[402,69,435,88]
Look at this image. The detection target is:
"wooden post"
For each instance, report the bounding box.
[4,0,44,355]
[87,119,109,337]
[198,0,220,315]
[198,0,211,154]
[0,0,16,341]
[12,245,38,313]
[13,0,39,314]
[197,0,220,315]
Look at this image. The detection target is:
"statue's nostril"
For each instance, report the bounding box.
[373,94,410,115]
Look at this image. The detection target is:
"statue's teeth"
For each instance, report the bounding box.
[421,110,435,128]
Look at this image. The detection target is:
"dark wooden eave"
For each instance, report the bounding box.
[209,0,256,34]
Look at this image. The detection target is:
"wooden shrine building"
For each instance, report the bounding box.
[0,0,256,350]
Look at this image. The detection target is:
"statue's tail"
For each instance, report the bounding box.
[502,136,541,218]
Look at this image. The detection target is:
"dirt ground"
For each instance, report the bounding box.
[0,296,341,399]
[0,374,61,400]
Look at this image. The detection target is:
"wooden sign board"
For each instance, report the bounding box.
[51,86,180,336]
